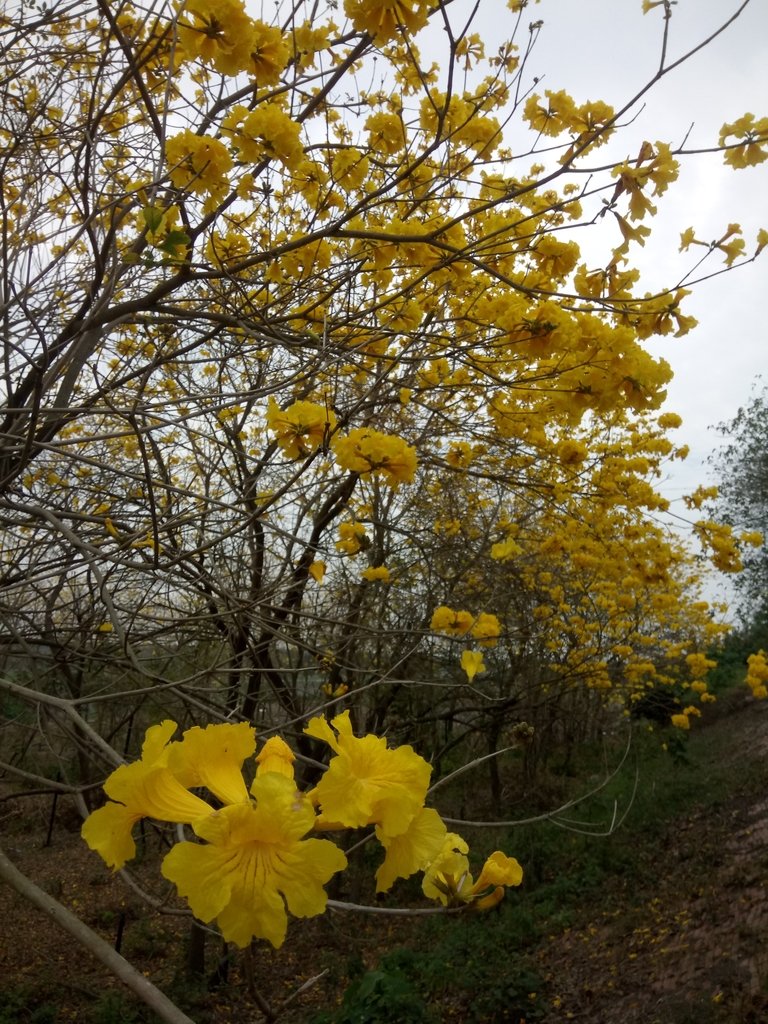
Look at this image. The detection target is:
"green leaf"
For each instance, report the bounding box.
[141,205,164,232]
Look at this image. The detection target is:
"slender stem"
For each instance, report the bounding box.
[0,845,195,1024]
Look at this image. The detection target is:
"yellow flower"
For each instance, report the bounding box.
[333,427,417,486]
[523,89,577,137]
[345,0,430,41]
[460,649,485,682]
[430,605,473,636]
[309,560,326,583]
[81,722,210,869]
[422,834,523,908]
[166,721,255,805]
[266,397,336,459]
[246,20,290,84]
[222,103,305,169]
[473,851,524,892]
[670,713,690,730]
[421,832,471,905]
[490,536,522,561]
[361,565,391,582]
[336,521,368,555]
[332,147,370,191]
[82,759,213,870]
[176,0,256,76]
[375,807,447,892]
[305,710,432,836]
[161,774,346,948]
[719,113,768,168]
[556,439,588,465]
[165,130,232,200]
[470,612,501,647]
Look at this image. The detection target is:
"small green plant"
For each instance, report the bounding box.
[0,985,57,1024]
[89,992,144,1024]
[311,957,432,1024]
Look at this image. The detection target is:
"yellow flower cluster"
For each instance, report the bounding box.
[431,608,502,681]
[306,711,522,902]
[165,130,232,201]
[671,705,702,731]
[693,520,762,573]
[81,722,344,949]
[336,521,368,554]
[746,651,768,700]
[176,0,290,83]
[222,103,304,170]
[82,716,523,947]
[344,0,432,41]
[266,398,336,460]
[333,427,417,486]
[362,564,391,582]
[719,113,768,168]
[431,606,501,645]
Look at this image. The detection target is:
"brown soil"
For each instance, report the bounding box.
[2,696,768,1024]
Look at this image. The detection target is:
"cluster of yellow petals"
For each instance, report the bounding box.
[176,1,290,82]
[361,564,391,582]
[82,716,523,947]
[165,131,232,201]
[431,606,501,645]
[336,521,368,555]
[221,103,304,170]
[333,427,417,486]
[344,0,431,41]
[266,398,336,460]
[746,651,768,700]
[719,113,768,169]
[693,520,762,573]
[431,607,501,681]
[305,711,522,898]
[671,705,702,731]
[82,722,345,949]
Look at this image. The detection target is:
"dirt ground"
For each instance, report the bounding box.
[533,696,768,1024]
[2,697,768,1023]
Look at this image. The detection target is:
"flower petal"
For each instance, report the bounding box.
[375,807,447,892]
[104,761,213,823]
[141,720,178,764]
[166,722,255,804]
[308,713,432,835]
[81,801,141,870]
[422,833,471,905]
[273,837,347,918]
[161,841,236,924]
[255,736,296,780]
[167,783,346,949]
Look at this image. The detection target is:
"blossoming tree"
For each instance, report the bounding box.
[0,0,766,1017]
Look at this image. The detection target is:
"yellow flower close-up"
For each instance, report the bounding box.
[305,710,432,836]
[162,773,347,949]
